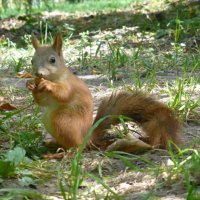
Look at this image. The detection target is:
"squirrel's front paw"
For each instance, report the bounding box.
[26,80,36,91]
[37,79,53,92]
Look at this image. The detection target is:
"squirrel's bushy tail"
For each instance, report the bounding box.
[91,90,181,149]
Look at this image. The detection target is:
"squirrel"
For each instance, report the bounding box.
[26,34,181,153]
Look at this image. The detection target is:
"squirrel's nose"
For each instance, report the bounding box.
[35,72,43,78]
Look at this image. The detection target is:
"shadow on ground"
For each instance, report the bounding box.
[0,1,199,48]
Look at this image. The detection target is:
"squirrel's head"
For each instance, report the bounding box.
[31,34,66,81]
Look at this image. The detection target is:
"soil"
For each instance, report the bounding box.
[0,2,200,199]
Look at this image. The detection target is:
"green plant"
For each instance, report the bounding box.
[167,143,200,200]
[0,160,15,178]
[167,64,200,121]
[1,37,16,48]
[107,43,129,80]
[0,146,53,199]
[11,57,26,73]
[0,147,31,180]
[13,131,46,158]
[0,188,48,200]
[77,31,92,68]
[55,116,123,199]
[0,103,47,158]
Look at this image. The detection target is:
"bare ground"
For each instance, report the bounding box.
[0,71,199,199]
[0,1,200,199]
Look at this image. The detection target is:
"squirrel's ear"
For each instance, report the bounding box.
[52,33,62,56]
[31,34,40,49]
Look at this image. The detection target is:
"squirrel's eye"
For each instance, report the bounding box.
[49,56,56,64]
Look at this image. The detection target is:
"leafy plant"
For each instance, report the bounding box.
[107,43,128,80]
[0,160,15,178]
[167,144,200,200]
[4,146,31,165]
[13,131,46,158]
[167,68,200,121]
[0,147,31,180]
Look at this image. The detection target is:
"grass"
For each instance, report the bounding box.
[0,0,136,19]
[0,0,200,199]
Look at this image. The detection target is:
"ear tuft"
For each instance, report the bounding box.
[31,34,40,49]
[52,33,62,56]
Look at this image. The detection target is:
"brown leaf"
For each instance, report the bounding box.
[17,72,33,78]
[0,103,17,111]
[43,152,65,160]
[106,133,152,153]
[43,151,74,160]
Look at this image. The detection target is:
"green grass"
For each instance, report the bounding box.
[56,0,137,13]
[0,0,137,19]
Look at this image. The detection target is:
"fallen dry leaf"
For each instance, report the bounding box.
[106,132,152,153]
[43,151,75,160]
[17,72,33,78]
[0,103,17,111]
[43,152,65,160]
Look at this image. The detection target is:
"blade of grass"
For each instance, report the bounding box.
[86,173,121,199]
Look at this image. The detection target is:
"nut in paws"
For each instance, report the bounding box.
[37,80,53,92]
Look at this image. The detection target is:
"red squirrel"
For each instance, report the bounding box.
[26,34,181,152]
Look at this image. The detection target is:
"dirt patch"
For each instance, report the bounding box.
[0,1,200,199]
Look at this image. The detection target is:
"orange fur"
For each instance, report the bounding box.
[27,34,181,151]
[91,91,181,149]
[27,34,93,149]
